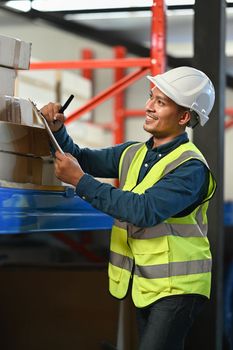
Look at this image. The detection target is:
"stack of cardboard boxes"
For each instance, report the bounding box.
[0,34,60,187]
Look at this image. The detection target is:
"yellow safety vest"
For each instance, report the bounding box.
[108,141,216,308]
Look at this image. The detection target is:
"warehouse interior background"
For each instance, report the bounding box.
[0,0,232,349]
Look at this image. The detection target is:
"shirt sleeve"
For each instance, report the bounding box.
[53,126,135,178]
[76,159,210,227]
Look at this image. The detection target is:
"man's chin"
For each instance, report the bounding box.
[143,123,155,133]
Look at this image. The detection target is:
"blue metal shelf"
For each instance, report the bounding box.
[224,201,233,227]
[0,186,113,234]
[1,185,233,234]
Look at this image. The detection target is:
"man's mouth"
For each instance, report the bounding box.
[146,113,158,121]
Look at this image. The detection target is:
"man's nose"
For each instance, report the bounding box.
[146,98,155,110]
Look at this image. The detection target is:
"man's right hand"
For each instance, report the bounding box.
[40,102,66,132]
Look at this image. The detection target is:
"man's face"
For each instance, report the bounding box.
[143,86,186,138]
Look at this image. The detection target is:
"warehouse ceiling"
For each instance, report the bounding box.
[0,0,233,85]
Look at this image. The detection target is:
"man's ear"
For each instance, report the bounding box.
[179,111,191,126]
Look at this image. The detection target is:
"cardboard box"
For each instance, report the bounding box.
[0,121,50,156]
[41,157,62,186]
[0,150,61,187]
[0,34,31,70]
[0,67,16,95]
[0,95,44,127]
[0,151,42,184]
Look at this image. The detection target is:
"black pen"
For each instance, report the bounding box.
[59,94,74,113]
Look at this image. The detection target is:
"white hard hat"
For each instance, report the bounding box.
[147,66,215,127]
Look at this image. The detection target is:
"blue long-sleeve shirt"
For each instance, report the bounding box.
[54,127,209,228]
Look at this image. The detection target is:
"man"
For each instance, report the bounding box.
[41,66,216,350]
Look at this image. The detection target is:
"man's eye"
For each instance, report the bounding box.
[149,92,153,99]
[158,100,164,106]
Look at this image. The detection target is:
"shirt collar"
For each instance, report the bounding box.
[146,132,189,154]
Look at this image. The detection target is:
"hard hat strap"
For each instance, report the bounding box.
[188,111,200,129]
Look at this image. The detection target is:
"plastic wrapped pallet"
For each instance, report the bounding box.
[0,67,16,95]
[0,95,44,127]
[0,35,31,70]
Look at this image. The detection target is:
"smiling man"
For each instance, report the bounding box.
[144,88,190,145]
[41,66,216,350]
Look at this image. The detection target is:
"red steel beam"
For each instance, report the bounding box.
[225,110,233,129]
[225,119,233,129]
[81,49,94,80]
[225,108,233,116]
[30,58,151,70]
[150,0,166,76]
[65,67,150,124]
[81,48,95,122]
[124,109,145,117]
[114,46,126,145]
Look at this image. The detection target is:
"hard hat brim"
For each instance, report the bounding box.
[147,75,183,107]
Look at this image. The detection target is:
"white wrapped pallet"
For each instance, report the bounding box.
[0,34,31,70]
[0,95,44,127]
[0,67,16,95]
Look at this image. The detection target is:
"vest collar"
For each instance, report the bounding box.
[146,132,189,154]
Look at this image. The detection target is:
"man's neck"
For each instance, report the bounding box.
[152,132,184,148]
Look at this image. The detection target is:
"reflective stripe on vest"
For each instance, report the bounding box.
[114,218,207,239]
[163,150,208,176]
[109,141,216,307]
[110,250,212,278]
[119,143,143,186]
[110,251,133,272]
[135,258,212,279]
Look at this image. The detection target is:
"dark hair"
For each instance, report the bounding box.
[187,111,200,129]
